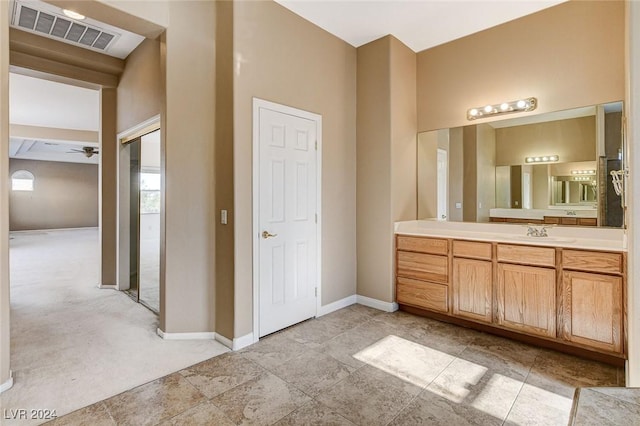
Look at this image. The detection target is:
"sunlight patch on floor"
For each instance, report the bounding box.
[470,373,524,419]
[353,335,456,388]
[353,333,574,425]
[428,357,488,403]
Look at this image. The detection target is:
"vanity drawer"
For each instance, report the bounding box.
[562,250,623,274]
[396,277,449,313]
[397,251,448,283]
[561,217,578,226]
[497,244,556,267]
[397,236,448,255]
[578,218,597,227]
[453,240,492,260]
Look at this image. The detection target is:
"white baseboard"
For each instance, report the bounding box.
[98,284,117,289]
[215,332,254,351]
[156,329,216,340]
[214,333,233,348]
[317,295,357,317]
[231,332,254,350]
[0,371,13,394]
[356,295,399,312]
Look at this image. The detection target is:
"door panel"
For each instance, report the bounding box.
[562,271,622,353]
[259,107,317,337]
[453,258,492,323]
[496,263,556,337]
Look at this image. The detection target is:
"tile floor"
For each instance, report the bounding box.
[48,305,623,425]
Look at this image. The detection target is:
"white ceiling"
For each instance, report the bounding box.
[9,73,100,164]
[10,73,99,130]
[274,0,567,52]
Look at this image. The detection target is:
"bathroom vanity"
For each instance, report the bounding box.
[395,220,627,364]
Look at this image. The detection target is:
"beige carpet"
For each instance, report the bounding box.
[0,228,228,425]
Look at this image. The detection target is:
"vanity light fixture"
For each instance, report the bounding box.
[63,9,86,20]
[467,97,537,121]
[573,176,593,181]
[571,170,596,175]
[525,155,559,164]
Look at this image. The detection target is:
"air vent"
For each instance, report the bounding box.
[11,1,119,52]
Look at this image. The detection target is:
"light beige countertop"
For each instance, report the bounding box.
[490,207,598,219]
[395,220,627,252]
[570,387,640,425]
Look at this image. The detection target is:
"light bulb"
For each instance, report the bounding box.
[469,109,478,116]
[484,105,493,113]
[516,100,526,109]
[63,9,85,20]
[500,103,509,111]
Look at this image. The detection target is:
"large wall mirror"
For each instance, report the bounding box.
[417,101,625,228]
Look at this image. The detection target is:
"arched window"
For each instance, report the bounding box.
[11,170,35,191]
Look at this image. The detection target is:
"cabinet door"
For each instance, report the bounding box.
[562,271,623,353]
[496,263,556,338]
[453,258,492,323]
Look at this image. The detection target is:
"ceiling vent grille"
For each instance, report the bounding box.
[12,2,118,53]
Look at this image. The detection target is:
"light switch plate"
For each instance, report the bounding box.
[221,210,228,225]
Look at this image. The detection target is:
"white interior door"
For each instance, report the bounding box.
[437,149,448,220]
[257,106,318,337]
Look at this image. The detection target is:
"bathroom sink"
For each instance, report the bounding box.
[512,236,576,244]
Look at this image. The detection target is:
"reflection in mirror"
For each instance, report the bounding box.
[417,102,625,228]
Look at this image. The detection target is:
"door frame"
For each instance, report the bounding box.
[116,115,161,293]
[251,98,322,342]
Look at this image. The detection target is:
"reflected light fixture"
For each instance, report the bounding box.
[525,155,559,164]
[63,9,85,20]
[571,170,596,175]
[573,176,593,181]
[467,97,537,121]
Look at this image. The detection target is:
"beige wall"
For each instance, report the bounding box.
[117,38,161,134]
[532,164,549,209]
[448,127,463,222]
[356,36,417,303]
[476,123,496,222]
[9,159,98,230]
[495,116,596,166]
[214,0,235,340]
[356,36,392,302]
[162,1,216,333]
[462,126,477,221]
[1,0,10,389]
[417,0,625,132]
[234,0,357,335]
[390,36,418,225]
[100,88,117,286]
[417,131,437,219]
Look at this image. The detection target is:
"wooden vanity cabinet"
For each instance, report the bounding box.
[561,250,624,353]
[452,241,493,323]
[396,236,450,313]
[395,234,626,360]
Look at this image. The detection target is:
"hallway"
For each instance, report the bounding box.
[0,229,228,425]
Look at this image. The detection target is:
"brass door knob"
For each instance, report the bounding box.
[262,231,277,239]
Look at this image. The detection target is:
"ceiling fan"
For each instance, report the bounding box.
[68,146,100,158]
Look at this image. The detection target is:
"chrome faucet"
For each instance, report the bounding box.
[566,210,577,216]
